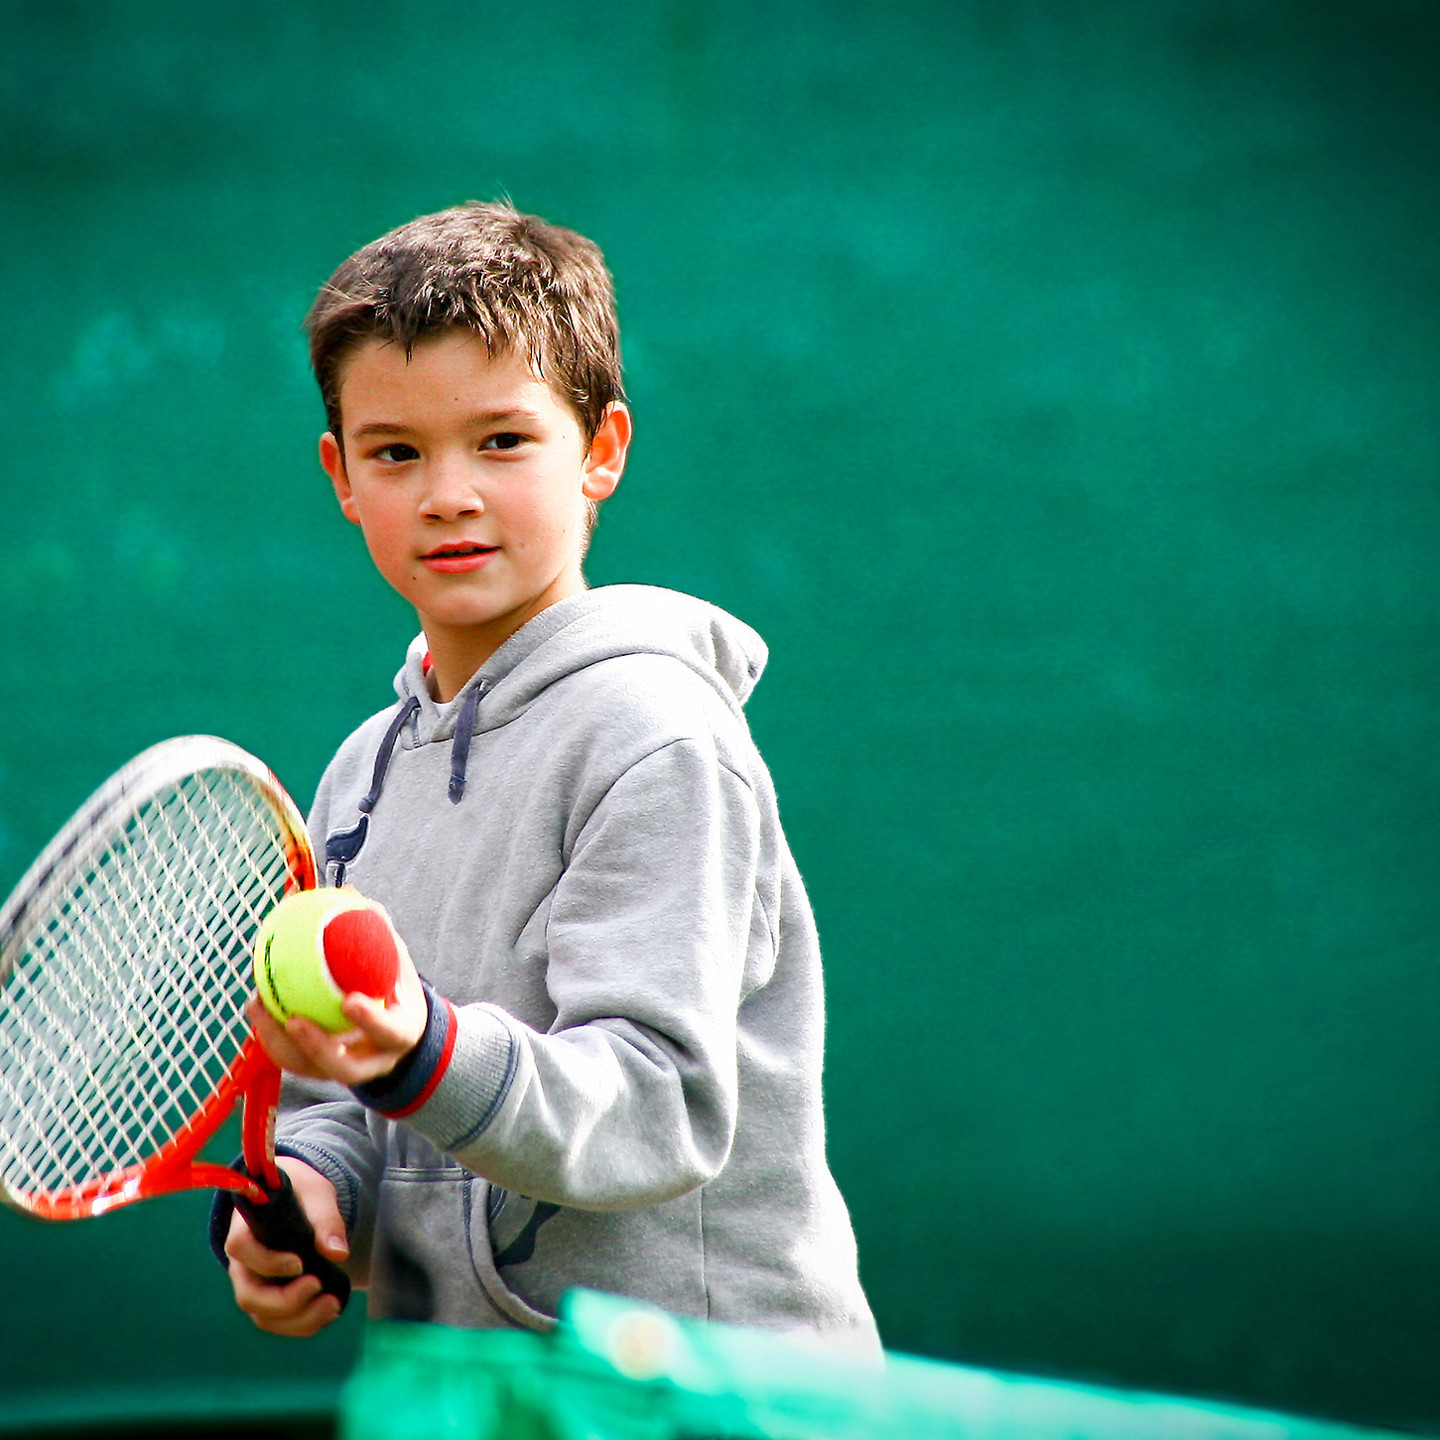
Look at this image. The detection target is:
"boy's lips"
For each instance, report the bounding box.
[421,541,498,574]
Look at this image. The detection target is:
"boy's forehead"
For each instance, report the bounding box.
[334,328,558,417]
[340,327,528,378]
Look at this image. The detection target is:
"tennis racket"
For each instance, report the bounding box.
[0,735,350,1307]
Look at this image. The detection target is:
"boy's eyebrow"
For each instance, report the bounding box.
[350,408,546,439]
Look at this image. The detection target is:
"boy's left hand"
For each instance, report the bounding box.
[247,936,429,1087]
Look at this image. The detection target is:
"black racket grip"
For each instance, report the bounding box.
[234,1171,352,1310]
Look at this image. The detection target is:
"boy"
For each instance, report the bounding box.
[220,201,878,1350]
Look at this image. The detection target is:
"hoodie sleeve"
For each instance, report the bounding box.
[350,735,769,1211]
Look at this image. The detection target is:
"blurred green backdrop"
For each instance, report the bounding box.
[1,0,1437,1434]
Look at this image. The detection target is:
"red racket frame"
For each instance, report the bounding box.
[0,738,349,1306]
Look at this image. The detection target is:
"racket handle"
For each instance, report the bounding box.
[234,1171,352,1310]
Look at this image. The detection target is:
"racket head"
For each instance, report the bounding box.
[0,736,317,1220]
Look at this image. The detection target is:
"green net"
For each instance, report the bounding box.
[339,1291,1403,1440]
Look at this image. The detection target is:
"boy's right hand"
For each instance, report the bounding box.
[225,1157,349,1337]
[245,903,428,1090]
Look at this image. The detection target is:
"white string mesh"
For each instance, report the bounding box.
[0,767,297,1202]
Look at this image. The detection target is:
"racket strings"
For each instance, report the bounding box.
[0,769,297,1199]
[1,777,258,1185]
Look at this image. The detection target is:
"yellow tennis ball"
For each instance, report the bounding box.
[252,888,400,1033]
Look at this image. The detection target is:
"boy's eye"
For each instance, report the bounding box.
[374,442,420,463]
[484,432,526,452]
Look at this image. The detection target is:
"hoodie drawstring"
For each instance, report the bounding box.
[325,681,487,884]
[324,694,420,887]
[361,695,423,815]
[449,683,485,805]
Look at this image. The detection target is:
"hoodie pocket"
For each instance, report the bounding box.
[369,1163,554,1331]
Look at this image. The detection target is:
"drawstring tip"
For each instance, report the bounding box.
[447,681,484,806]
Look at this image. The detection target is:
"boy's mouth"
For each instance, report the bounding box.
[422,542,498,573]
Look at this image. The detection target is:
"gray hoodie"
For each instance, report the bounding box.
[277,585,877,1346]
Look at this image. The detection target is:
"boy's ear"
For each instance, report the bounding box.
[319,432,361,525]
[581,403,632,503]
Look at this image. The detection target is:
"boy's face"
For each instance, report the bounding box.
[320,330,629,698]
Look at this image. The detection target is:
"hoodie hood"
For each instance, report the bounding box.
[395,585,769,748]
[323,585,773,872]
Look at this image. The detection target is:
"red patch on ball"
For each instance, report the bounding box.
[322,906,400,1002]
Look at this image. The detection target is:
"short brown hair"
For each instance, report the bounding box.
[305,200,626,447]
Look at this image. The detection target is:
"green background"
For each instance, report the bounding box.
[1,0,1437,1434]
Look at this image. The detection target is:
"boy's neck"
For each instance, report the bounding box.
[423,626,512,702]
[421,583,584,702]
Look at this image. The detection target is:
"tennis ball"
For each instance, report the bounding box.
[253,889,401,1033]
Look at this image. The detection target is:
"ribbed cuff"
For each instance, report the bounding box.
[408,1006,519,1153]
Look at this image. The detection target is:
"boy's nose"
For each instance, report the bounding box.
[421,458,484,519]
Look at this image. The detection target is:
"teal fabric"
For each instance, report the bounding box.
[0,0,1436,1432]
[340,1294,1408,1440]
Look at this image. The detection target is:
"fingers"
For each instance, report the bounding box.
[248,981,428,1090]
[338,994,409,1053]
[246,996,384,1085]
[244,997,320,1073]
[228,1263,344,1337]
[248,919,430,1088]
[281,1156,350,1263]
[347,926,427,1042]
[340,959,426,1052]
[225,1160,349,1337]
[225,1216,341,1337]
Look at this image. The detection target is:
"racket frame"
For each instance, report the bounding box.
[0,735,318,1222]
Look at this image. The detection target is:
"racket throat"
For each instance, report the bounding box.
[238,1040,286,1193]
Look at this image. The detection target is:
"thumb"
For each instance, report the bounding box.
[279,1158,350,1261]
[306,1190,349,1260]
[319,1228,350,1262]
